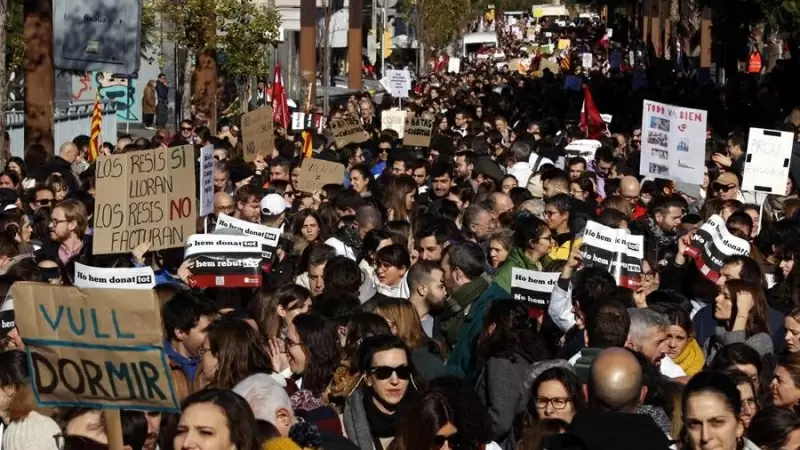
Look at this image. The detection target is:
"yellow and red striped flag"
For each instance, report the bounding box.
[301,130,313,159]
[89,90,102,161]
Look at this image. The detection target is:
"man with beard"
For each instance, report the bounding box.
[407,261,448,337]
[630,195,686,267]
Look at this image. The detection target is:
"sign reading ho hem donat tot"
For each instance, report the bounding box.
[214,214,281,273]
[510,268,559,313]
[242,106,276,162]
[329,117,368,148]
[93,146,197,256]
[684,214,750,282]
[183,234,263,288]
[403,118,434,147]
[11,282,179,412]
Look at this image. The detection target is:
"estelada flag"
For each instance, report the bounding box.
[271,63,290,130]
[89,90,102,161]
[580,84,605,139]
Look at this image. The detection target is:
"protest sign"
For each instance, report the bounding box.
[581,220,645,289]
[403,118,434,147]
[381,110,407,138]
[510,268,559,313]
[12,282,178,411]
[742,128,793,194]
[538,59,561,76]
[93,145,196,255]
[557,39,571,50]
[329,117,368,148]
[215,214,281,272]
[448,57,461,73]
[199,144,214,217]
[565,139,601,162]
[387,70,411,98]
[581,53,593,68]
[242,106,275,162]
[685,215,750,282]
[639,100,707,185]
[296,158,346,194]
[184,234,263,288]
[74,263,155,290]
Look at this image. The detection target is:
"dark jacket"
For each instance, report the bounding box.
[35,234,93,269]
[411,343,447,380]
[629,216,677,267]
[156,81,169,103]
[474,353,534,450]
[548,410,672,450]
[39,156,80,193]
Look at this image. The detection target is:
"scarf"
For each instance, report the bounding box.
[644,216,676,249]
[494,247,542,293]
[673,338,705,376]
[439,275,490,346]
[344,387,412,450]
[362,389,410,441]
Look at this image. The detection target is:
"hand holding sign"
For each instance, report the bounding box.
[132,241,152,265]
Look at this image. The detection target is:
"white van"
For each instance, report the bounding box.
[462,32,499,58]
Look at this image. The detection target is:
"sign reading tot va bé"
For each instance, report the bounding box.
[242,106,275,162]
[330,117,368,148]
[296,159,345,194]
[12,282,178,411]
[93,146,197,255]
[403,118,434,147]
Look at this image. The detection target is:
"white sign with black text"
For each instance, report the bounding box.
[199,144,214,217]
[215,214,281,273]
[639,100,707,185]
[581,220,645,289]
[743,128,794,194]
[387,70,411,98]
[184,234,263,288]
[510,268,559,312]
[73,263,156,290]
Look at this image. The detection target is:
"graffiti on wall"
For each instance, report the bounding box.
[71,72,140,122]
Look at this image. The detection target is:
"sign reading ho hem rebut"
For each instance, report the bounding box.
[242,106,275,162]
[329,117,368,148]
[93,146,197,255]
[403,118,434,147]
[11,282,179,412]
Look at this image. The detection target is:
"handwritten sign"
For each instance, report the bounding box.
[403,118,434,147]
[242,106,275,162]
[74,263,156,290]
[743,128,793,194]
[639,100,707,185]
[199,144,214,217]
[381,110,407,138]
[12,282,179,411]
[296,158,346,193]
[93,146,197,255]
[329,117,367,148]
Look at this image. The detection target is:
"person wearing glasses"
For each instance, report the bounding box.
[36,198,89,265]
[526,364,586,425]
[27,184,54,214]
[344,335,420,450]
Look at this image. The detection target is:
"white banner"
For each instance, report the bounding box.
[73,262,156,290]
[639,100,707,185]
[581,53,593,68]
[448,57,461,73]
[743,128,793,194]
[199,144,214,217]
[215,214,281,272]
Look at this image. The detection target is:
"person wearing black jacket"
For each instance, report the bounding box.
[38,142,80,194]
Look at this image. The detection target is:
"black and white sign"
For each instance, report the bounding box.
[74,262,156,289]
[581,220,645,289]
[199,145,214,217]
[215,214,281,272]
[684,214,750,282]
[184,235,263,288]
[743,128,793,194]
[510,268,559,313]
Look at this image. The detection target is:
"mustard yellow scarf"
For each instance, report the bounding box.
[673,338,705,376]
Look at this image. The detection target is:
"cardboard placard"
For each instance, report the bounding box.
[403,118,434,147]
[381,110,407,138]
[184,234,263,288]
[639,100,707,185]
[242,106,275,162]
[329,117,367,148]
[537,59,561,76]
[743,128,793,194]
[510,268,558,312]
[12,282,179,411]
[296,158,346,194]
[685,215,750,282]
[581,220,645,289]
[557,39,571,50]
[93,145,197,255]
[214,213,281,273]
[199,144,214,217]
[74,263,156,290]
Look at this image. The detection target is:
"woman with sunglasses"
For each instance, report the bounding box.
[389,391,461,450]
[344,335,420,450]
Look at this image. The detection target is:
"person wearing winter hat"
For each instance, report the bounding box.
[0,351,60,450]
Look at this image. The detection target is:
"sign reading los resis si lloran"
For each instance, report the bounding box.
[93,146,197,255]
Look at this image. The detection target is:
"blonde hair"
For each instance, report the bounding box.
[375,300,427,350]
[54,198,89,238]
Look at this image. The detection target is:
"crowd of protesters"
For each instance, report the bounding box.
[3,17,800,450]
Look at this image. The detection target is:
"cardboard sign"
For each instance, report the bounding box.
[557,39,571,50]
[93,145,197,255]
[743,128,793,194]
[12,282,179,411]
[381,110,407,138]
[296,158,346,194]
[403,118,434,147]
[199,144,214,217]
[215,214,281,273]
[639,100,707,185]
[329,117,367,148]
[448,57,461,73]
[242,106,275,162]
[510,268,558,313]
[685,215,750,282]
[581,220,645,289]
[537,59,561,76]
[74,263,156,290]
[184,235,263,288]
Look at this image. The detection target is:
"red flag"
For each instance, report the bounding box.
[581,84,605,139]
[271,63,290,130]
